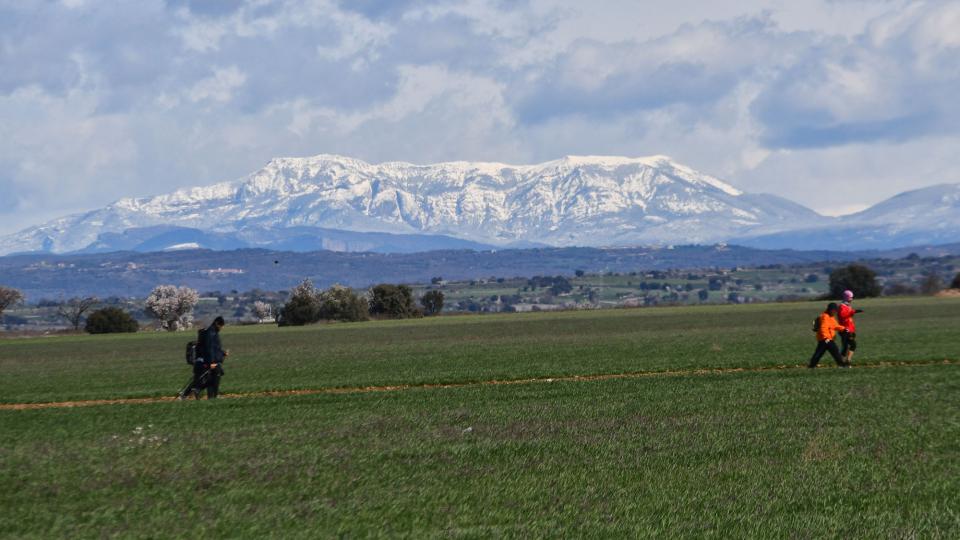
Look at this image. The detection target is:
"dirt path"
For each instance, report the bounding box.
[2,359,955,411]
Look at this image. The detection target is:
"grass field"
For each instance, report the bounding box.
[2,297,959,537]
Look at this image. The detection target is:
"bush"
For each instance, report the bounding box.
[85,307,139,334]
[369,284,420,318]
[884,282,917,296]
[829,264,881,299]
[951,272,960,290]
[421,290,445,316]
[318,285,369,322]
[919,273,943,295]
[277,279,321,326]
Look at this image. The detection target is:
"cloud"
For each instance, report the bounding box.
[0,0,959,234]
[187,66,247,104]
[752,1,960,148]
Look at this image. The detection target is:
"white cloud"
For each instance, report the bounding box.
[0,0,959,234]
[187,66,247,103]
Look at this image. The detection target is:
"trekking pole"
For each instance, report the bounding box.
[176,369,212,400]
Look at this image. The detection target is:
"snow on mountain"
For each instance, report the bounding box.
[0,154,821,255]
[737,183,960,250]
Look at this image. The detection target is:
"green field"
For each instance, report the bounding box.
[2,297,959,537]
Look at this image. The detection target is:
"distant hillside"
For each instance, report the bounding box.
[4,243,960,299]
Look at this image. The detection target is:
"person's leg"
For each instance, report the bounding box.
[846,333,857,364]
[826,341,846,367]
[191,365,205,399]
[809,341,828,368]
[206,372,220,399]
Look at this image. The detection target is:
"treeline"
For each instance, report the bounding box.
[276,280,444,326]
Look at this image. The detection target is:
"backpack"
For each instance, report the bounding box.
[811,316,821,333]
[185,328,208,365]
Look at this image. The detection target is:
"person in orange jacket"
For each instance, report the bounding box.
[809,303,850,368]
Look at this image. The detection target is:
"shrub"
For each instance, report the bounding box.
[421,290,445,316]
[369,284,420,319]
[919,273,943,295]
[318,285,369,322]
[277,279,321,326]
[85,307,139,334]
[884,282,917,296]
[829,264,882,299]
[951,272,960,290]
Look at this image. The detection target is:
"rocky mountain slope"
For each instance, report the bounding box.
[0,154,819,255]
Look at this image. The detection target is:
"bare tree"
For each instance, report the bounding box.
[57,297,99,330]
[0,286,25,321]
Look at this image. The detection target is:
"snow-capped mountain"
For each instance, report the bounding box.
[738,183,960,250]
[0,153,822,255]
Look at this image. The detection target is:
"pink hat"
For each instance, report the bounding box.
[842,290,854,300]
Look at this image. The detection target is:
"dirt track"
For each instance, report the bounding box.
[1,359,955,411]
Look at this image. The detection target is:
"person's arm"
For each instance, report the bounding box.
[855,309,863,314]
[213,332,225,363]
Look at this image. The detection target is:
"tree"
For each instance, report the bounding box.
[251,301,272,323]
[829,264,881,299]
[575,269,586,277]
[144,285,199,331]
[369,284,419,318]
[698,289,710,302]
[85,307,139,334]
[277,279,321,326]
[919,272,943,295]
[318,285,369,322]
[0,286,24,321]
[951,272,960,290]
[884,282,917,296]
[57,296,99,331]
[421,290,445,316]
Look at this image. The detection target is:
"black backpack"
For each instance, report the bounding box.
[185,328,208,365]
[811,316,821,333]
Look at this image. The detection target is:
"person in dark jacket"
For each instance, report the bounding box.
[200,316,228,398]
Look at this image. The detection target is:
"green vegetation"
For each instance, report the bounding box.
[1,297,958,537]
[829,263,882,298]
[1,297,958,404]
[84,307,139,334]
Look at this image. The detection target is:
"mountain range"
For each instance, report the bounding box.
[0,154,955,255]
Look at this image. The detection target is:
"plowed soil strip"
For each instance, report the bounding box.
[2,360,956,411]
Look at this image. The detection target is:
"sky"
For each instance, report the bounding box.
[1,0,959,234]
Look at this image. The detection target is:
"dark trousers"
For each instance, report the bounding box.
[841,332,857,356]
[206,370,221,399]
[190,363,209,399]
[809,340,845,367]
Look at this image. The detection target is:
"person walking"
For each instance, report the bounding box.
[838,290,863,365]
[809,303,849,368]
[201,316,228,398]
